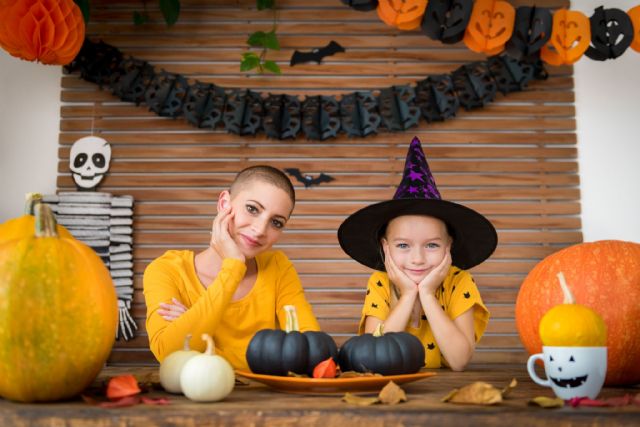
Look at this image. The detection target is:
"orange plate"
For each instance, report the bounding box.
[235,370,437,394]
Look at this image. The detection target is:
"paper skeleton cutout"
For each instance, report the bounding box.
[69,136,112,191]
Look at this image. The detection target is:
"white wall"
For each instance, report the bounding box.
[573,0,640,242]
[0,50,61,221]
[1,3,639,242]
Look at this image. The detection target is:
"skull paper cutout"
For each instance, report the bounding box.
[69,136,112,190]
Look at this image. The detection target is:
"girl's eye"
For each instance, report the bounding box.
[396,243,409,249]
[246,204,258,214]
[426,243,440,249]
[271,219,284,229]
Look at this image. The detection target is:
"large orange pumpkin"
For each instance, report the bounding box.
[0,204,118,402]
[516,240,640,386]
[0,0,85,65]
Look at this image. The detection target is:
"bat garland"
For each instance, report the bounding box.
[290,41,346,66]
[284,169,336,188]
[65,37,547,141]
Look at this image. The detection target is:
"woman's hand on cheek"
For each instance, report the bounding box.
[383,245,418,297]
[210,206,245,262]
[418,249,451,296]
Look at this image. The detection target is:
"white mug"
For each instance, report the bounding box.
[527,346,607,400]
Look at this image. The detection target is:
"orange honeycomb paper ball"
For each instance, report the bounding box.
[0,0,85,65]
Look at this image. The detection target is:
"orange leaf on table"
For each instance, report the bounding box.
[106,374,141,400]
[313,357,337,378]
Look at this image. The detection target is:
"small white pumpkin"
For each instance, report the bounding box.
[180,333,235,402]
[159,334,199,394]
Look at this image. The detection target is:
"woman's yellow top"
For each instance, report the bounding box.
[144,249,320,370]
[358,266,489,368]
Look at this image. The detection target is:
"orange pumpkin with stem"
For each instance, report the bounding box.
[0,204,118,402]
[516,240,640,385]
[0,193,72,244]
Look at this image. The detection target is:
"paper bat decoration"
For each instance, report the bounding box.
[284,168,335,188]
[290,41,346,66]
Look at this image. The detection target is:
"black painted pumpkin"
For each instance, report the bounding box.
[338,325,425,375]
[246,305,338,376]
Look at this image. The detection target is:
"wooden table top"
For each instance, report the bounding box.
[1,365,638,426]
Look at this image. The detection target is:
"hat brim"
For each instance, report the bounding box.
[338,199,498,271]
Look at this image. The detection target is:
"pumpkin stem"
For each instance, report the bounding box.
[183,334,192,351]
[201,333,216,356]
[34,203,59,238]
[373,323,385,337]
[24,193,43,215]
[557,272,576,304]
[283,305,299,333]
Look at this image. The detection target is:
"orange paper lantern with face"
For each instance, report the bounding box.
[0,0,85,65]
[540,9,590,66]
[463,0,515,55]
[377,0,427,31]
[628,5,640,52]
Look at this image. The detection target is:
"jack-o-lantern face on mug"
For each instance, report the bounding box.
[377,0,428,31]
[421,0,473,44]
[463,0,515,55]
[541,9,590,66]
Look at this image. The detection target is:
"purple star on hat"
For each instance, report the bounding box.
[393,137,442,200]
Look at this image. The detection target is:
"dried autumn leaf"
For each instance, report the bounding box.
[378,381,407,405]
[106,374,141,400]
[342,392,379,406]
[141,396,171,405]
[442,382,502,405]
[286,371,308,378]
[99,395,141,408]
[529,396,565,408]
[500,378,517,398]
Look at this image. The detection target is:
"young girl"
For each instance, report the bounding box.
[338,137,497,371]
[143,165,320,370]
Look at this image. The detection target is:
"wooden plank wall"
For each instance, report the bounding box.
[57,0,579,365]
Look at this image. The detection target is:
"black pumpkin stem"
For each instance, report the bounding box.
[34,203,59,238]
[373,323,385,337]
[284,305,300,333]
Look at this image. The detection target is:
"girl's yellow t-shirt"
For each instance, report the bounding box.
[144,250,320,370]
[358,266,489,368]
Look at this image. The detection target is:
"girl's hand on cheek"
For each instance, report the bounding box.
[418,249,451,296]
[383,245,418,297]
[210,206,245,262]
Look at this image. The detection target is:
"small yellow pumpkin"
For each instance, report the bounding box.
[539,272,607,347]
